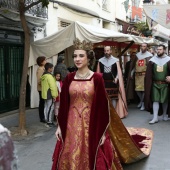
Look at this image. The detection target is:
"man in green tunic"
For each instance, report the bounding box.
[145,44,170,124]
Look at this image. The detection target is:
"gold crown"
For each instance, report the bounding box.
[73,38,93,51]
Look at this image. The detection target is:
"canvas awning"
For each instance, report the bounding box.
[29,21,166,108]
[29,21,164,67]
[29,21,130,66]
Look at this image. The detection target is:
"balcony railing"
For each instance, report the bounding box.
[0,0,48,19]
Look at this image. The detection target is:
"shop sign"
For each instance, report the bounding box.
[126,26,143,36]
[121,22,144,36]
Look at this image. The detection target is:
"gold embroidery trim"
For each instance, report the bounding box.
[157,65,163,72]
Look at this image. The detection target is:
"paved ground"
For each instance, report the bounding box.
[0,109,56,170]
[123,105,170,170]
[1,105,170,170]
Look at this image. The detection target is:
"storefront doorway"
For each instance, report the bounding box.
[0,30,30,113]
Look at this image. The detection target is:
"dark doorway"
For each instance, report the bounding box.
[0,30,30,113]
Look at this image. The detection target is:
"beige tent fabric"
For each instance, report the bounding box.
[143,4,170,29]
[74,21,131,42]
[130,35,164,46]
[29,21,166,108]
[29,21,132,67]
[29,24,75,67]
[29,21,165,67]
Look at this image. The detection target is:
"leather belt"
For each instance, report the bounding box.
[135,72,146,76]
[153,80,168,84]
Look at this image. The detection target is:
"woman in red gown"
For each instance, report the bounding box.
[52,39,153,170]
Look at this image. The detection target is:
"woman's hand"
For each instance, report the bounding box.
[100,135,106,145]
[114,78,118,84]
[55,126,61,140]
[166,76,170,83]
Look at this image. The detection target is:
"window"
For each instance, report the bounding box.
[58,20,71,30]
[60,21,70,27]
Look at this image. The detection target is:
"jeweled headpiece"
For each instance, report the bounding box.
[73,38,93,50]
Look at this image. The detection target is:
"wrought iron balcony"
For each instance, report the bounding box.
[0,0,48,19]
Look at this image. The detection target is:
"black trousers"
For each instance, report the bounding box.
[38,91,45,121]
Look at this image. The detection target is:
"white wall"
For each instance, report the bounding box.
[115,0,127,22]
[45,0,124,36]
[46,3,59,36]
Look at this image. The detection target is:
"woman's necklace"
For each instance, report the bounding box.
[76,71,90,79]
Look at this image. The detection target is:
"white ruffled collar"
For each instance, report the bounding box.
[99,55,119,67]
[136,51,153,60]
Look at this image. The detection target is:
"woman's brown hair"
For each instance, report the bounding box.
[36,56,46,66]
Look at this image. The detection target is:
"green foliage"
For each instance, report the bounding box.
[134,22,149,32]
[40,0,49,8]
[23,0,49,11]
[134,21,152,37]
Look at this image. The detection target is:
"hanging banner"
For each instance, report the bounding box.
[132,6,142,20]
[124,0,129,13]
[143,4,170,29]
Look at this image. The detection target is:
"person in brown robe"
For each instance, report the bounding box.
[124,52,137,104]
[144,45,170,124]
[134,43,153,111]
[96,46,128,118]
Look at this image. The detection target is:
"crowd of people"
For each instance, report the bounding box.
[124,43,170,124]
[1,38,170,170]
[34,39,170,169]
[36,56,68,127]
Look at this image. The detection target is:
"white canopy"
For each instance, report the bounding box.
[29,21,163,67]
[29,21,129,66]
[29,21,165,108]
[143,4,170,29]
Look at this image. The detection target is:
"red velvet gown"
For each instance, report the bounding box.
[52,72,153,170]
[58,77,119,169]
